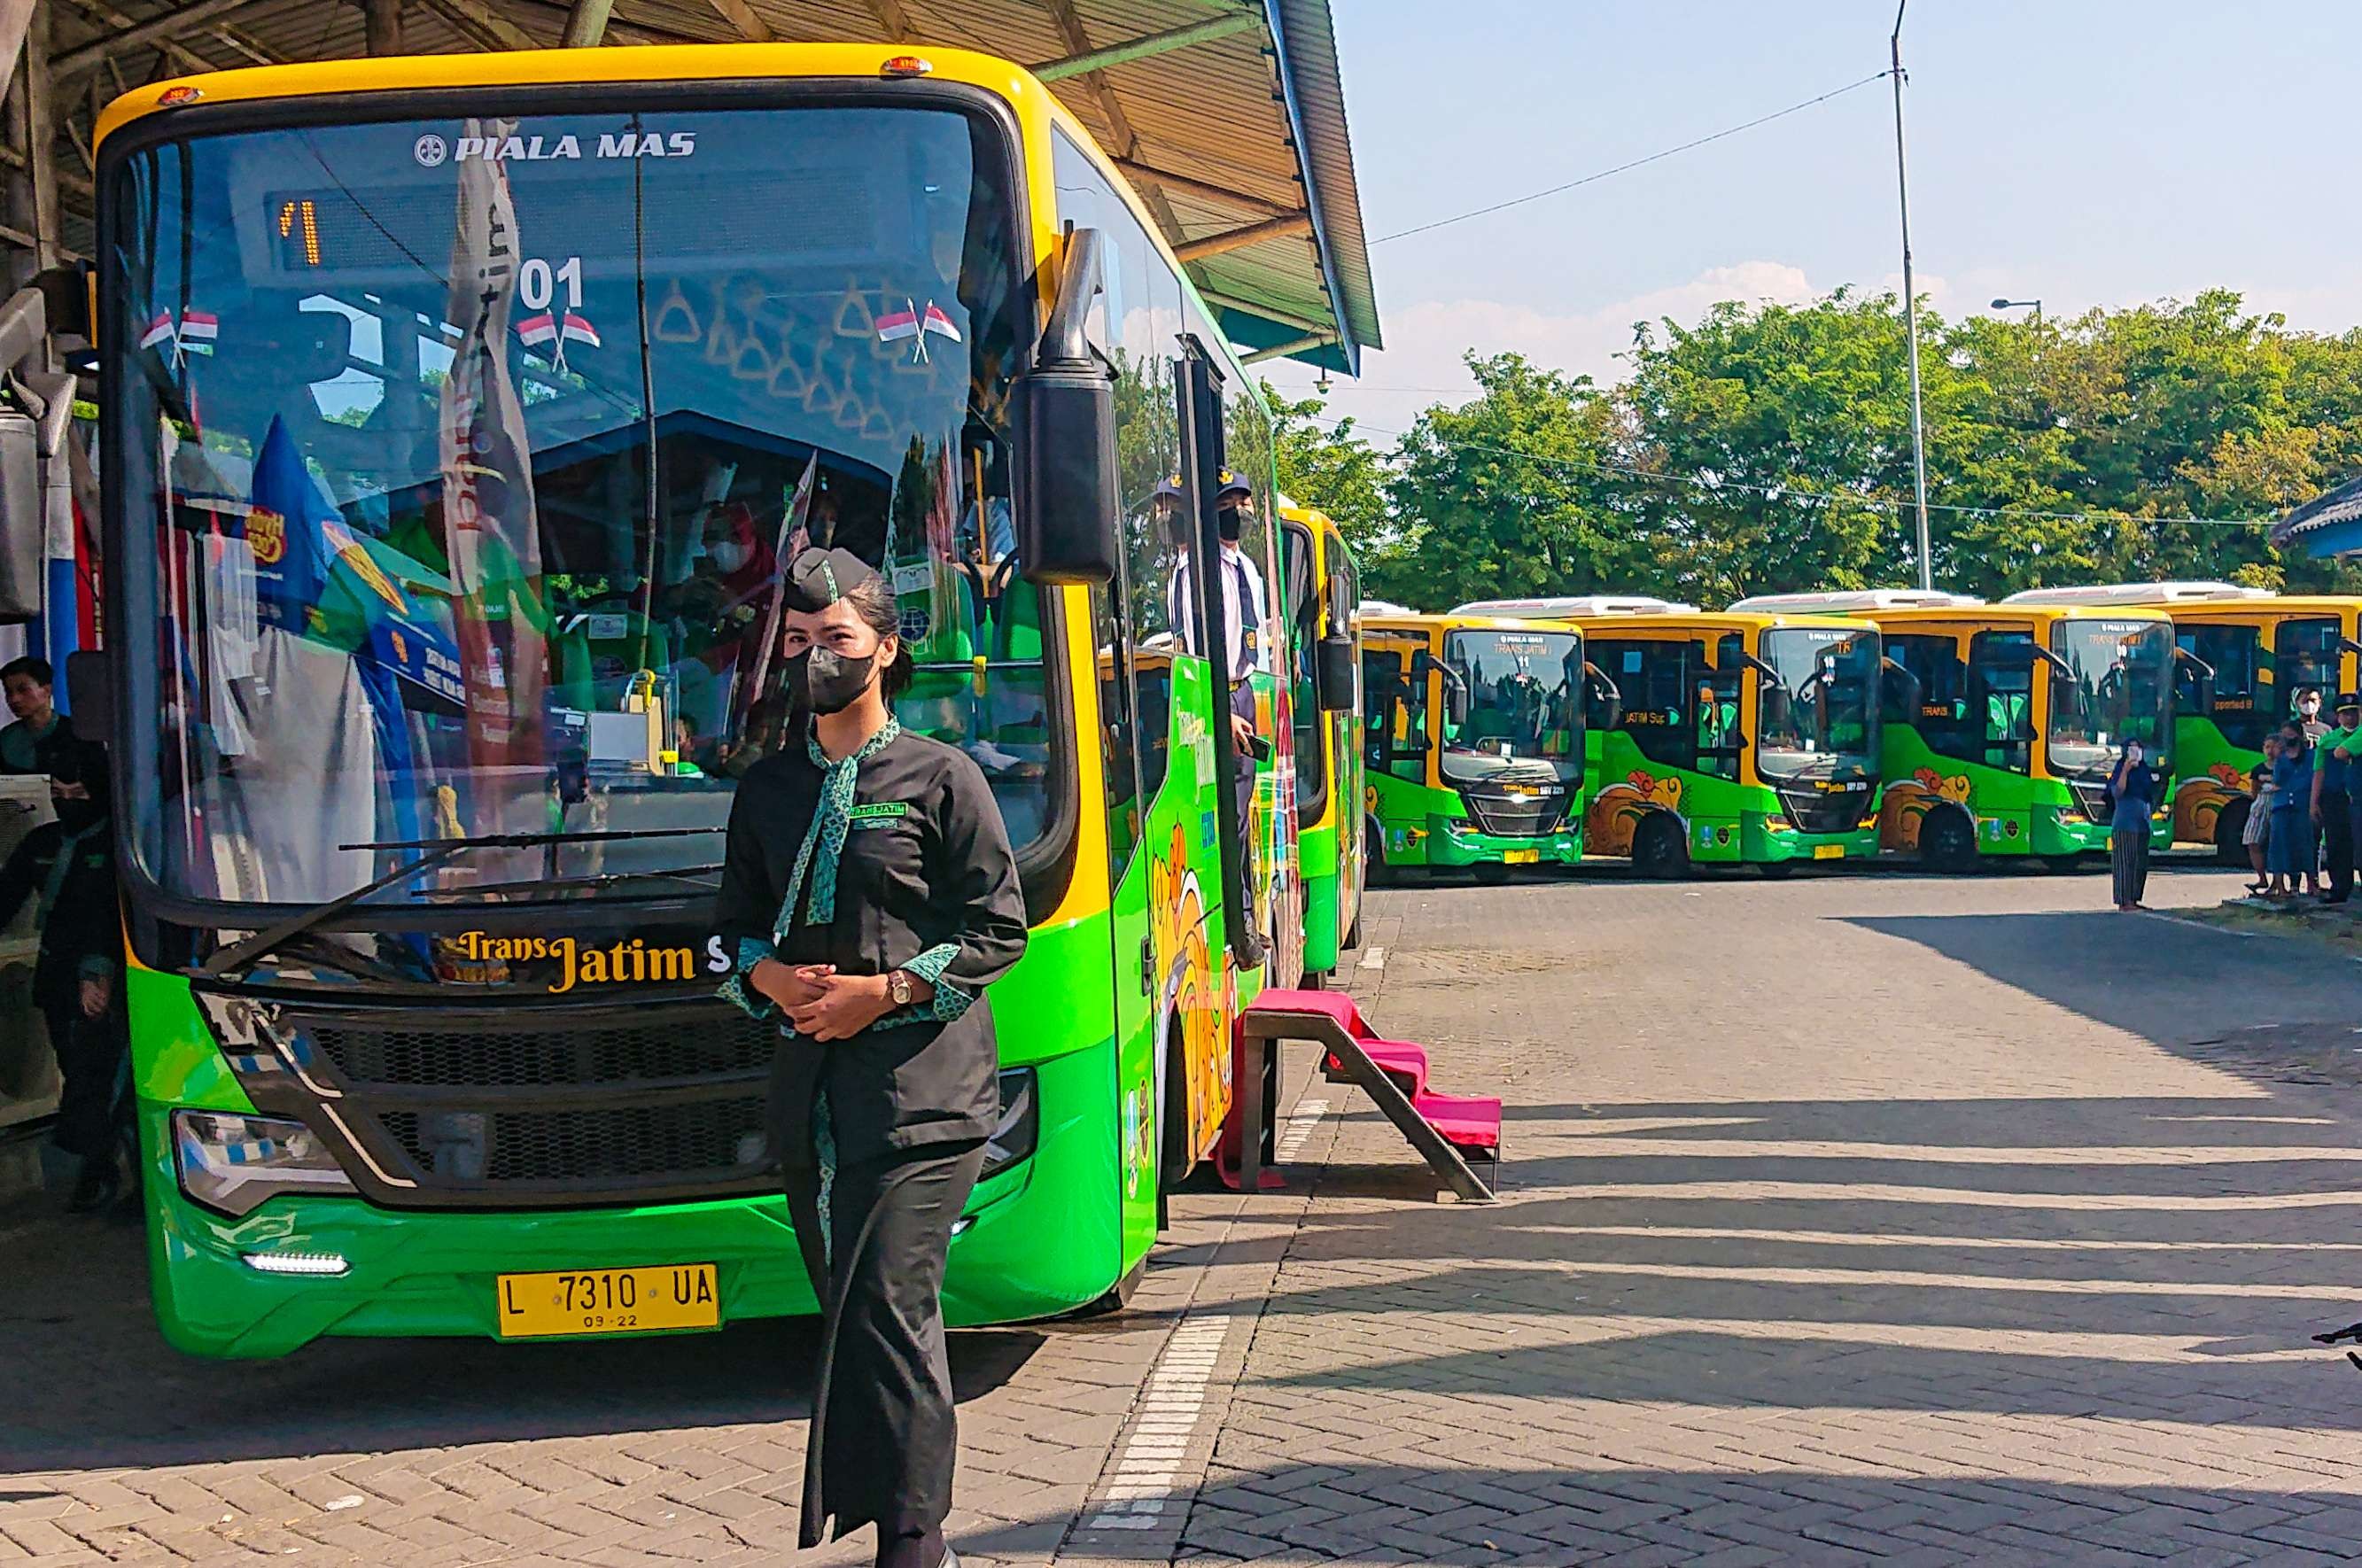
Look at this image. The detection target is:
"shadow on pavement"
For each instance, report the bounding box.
[2,1199,1043,1472]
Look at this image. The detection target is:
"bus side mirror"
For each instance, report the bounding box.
[2193,672,2214,711]
[1316,634,1355,711]
[1014,229,1118,587]
[1583,662,1622,732]
[1881,658,1922,719]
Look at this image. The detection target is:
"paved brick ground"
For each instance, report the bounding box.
[1171,862,2362,1564]
[18,860,2362,1566]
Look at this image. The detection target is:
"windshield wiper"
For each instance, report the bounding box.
[416,864,725,903]
[196,827,724,982]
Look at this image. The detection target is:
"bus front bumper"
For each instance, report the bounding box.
[1424,817,1582,869]
[1737,819,1882,865]
[2028,808,2172,857]
[137,1050,1122,1359]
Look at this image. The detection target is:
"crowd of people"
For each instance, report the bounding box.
[2235,686,2362,905]
[0,654,131,1216]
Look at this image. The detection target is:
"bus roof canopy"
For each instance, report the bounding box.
[21,0,1381,376]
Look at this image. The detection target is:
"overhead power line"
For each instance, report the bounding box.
[1372,70,1895,245]
[1293,408,2275,530]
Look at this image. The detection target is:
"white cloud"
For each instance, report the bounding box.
[1268,261,1819,441]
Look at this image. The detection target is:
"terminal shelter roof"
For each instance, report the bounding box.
[15,0,1379,372]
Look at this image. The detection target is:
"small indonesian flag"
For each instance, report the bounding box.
[560,313,601,349]
[137,311,175,352]
[921,303,962,344]
[179,309,218,353]
[517,312,558,349]
[875,306,921,343]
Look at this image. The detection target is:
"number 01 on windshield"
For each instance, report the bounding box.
[496,1262,720,1338]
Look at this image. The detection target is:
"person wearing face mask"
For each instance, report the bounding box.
[2296,687,2329,742]
[1163,473,1271,860]
[711,548,1027,1568]
[0,740,128,1211]
[2104,738,2159,912]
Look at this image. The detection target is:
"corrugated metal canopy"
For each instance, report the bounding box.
[23,0,1378,371]
[2273,474,2362,557]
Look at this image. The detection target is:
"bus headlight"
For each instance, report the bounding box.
[981,1068,1038,1179]
[174,1111,357,1218]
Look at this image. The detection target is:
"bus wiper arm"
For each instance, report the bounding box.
[418,864,726,902]
[198,827,724,981]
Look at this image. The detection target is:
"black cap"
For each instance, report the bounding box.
[2337,692,2361,711]
[779,547,882,613]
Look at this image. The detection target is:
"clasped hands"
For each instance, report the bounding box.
[750,956,899,1041]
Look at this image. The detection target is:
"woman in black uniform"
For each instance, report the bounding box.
[714,547,1027,1568]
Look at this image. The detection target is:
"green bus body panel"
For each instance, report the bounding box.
[1585,731,1877,865]
[2167,715,2255,847]
[1299,821,1339,972]
[1880,724,2170,858]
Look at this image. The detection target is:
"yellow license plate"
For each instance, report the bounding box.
[1814,843,1845,860]
[1503,848,1541,865]
[495,1263,719,1339]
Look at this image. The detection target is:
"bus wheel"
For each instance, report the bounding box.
[1633,813,1690,880]
[2213,797,2251,866]
[1344,909,1364,951]
[2044,854,2086,874]
[1072,1256,1148,1318]
[1472,861,1511,885]
[1920,809,1977,873]
[1760,860,1795,880]
[1365,819,1396,888]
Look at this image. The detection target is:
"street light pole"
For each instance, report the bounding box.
[1891,0,1932,590]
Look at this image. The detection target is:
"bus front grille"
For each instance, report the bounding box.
[2068,781,2112,824]
[312,1011,777,1089]
[1461,788,1569,837]
[1774,786,1870,834]
[377,1094,771,1189]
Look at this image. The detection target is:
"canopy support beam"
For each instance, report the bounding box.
[416,0,536,52]
[1201,291,1333,339]
[560,0,614,47]
[58,0,220,78]
[53,0,265,78]
[699,0,774,36]
[1240,331,1333,365]
[1176,211,1311,262]
[1032,11,1261,82]
[703,0,773,39]
[1115,157,1289,219]
[365,0,404,55]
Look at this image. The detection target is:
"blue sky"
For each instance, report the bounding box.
[1270,1,2362,435]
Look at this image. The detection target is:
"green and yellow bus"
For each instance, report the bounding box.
[2003,585,2362,858]
[1280,502,1366,977]
[1493,602,1885,876]
[1741,594,2178,868]
[66,42,1364,1356]
[1360,611,1591,879]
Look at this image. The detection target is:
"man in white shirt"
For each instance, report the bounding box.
[1162,472,1270,869]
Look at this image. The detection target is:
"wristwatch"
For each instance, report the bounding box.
[886,969,914,1008]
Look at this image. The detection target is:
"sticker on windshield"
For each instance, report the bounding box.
[415,130,699,167]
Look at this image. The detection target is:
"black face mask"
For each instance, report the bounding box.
[54,796,105,834]
[785,645,877,715]
[1217,504,1243,542]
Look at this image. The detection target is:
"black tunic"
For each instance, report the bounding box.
[711,721,1028,1549]
[713,726,1029,1170]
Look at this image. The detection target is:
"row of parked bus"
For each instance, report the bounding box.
[1353,582,2345,880]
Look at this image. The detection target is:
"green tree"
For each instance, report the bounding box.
[1384,353,1637,609]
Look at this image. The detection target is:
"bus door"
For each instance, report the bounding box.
[1325,536,1364,929]
[1363,632,1432,788]
[2274,615,2343,726]
[1970,631,2037,773]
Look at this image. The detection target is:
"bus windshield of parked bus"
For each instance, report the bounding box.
[107,103,1045,912]
[2047,619,2174,777]
[1440,629,1584,785]
[1754,626,1880,782]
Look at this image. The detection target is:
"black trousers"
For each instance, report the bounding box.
[2325,789,2355,901]
[43,998,128,1160]
[784,1138,986,1549]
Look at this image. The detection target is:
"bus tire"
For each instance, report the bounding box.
[1920,808,1977,873]
[2044,854,2086,874]
[2214,797,2252,866]
[1633,813,1690,880]
[1472,861,1511,885]
[1759,860,1795,880]
[1344,909,1364,952]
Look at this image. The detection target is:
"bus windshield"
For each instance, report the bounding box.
[107,102,1045,910]
[1754,626,1880,782]
[1440,629,1584,786]
[2047,619,2174,778]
